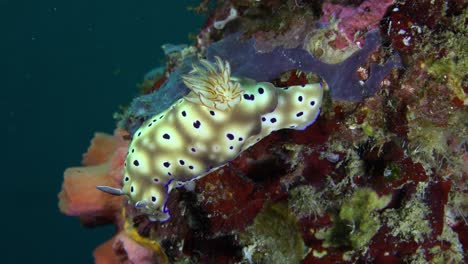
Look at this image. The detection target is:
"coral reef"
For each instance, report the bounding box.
[59,0,467,263]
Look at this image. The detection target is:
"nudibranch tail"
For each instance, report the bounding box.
[182,56,243,111]
[240,83,323,152]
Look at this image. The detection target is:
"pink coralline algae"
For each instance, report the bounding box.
[59,1,467,263]
[320,0,394,48]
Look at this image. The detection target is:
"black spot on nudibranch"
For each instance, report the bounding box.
[163,162,171,168]
[153,178,159,182]
[179,159,185,165]
[243,94,255,101]
[163,133,170,139]
[261,117,266,122]
[131,186,134,193]
[191,147,196,152]
[310,101,315,106]
[189,165,194,170]
[270,118,277,123]
[229,146,234,150]
[296,112,304,117]
[209,110,215,116]
[125,176,129,182]
[181,111,187,117]
[193,120,201,129]
[148,123,152,127]
[151,196,157,202]
[131,149,135,153]
[298,96,303,102]
[137,132,141,137]
[258,87,264,94]
[159,115,164,119]
[239,137,243,141]
[226,133,234,140]
[133,160,139,166]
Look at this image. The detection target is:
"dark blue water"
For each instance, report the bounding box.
[0,0,203,262]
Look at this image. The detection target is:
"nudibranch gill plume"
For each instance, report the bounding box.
[97,57,323,221]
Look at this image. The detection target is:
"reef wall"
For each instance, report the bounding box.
[59,1,467,263]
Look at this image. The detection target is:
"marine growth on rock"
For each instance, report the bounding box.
[59,1,467,263]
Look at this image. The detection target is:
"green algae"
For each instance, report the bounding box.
[312,249,328,258]
[383,182,432,244]
[288,185,325,219]
[403,223,464,264]
[324,141,365,196]
[407,111,468,177]
[404,246,431,264]
[425,8,467,103]
[383,162,401,181]
[318,188,391,250]
[431,221,464,264]
[403,8,467,179]
[240,202,307,264]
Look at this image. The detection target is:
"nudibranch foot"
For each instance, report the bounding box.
[97,57,323,222]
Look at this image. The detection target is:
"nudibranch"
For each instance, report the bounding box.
[97,57,323,221]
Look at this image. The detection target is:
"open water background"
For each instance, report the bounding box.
[0,0,204,262]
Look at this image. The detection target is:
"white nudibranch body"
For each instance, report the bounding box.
[98,57,323,221]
